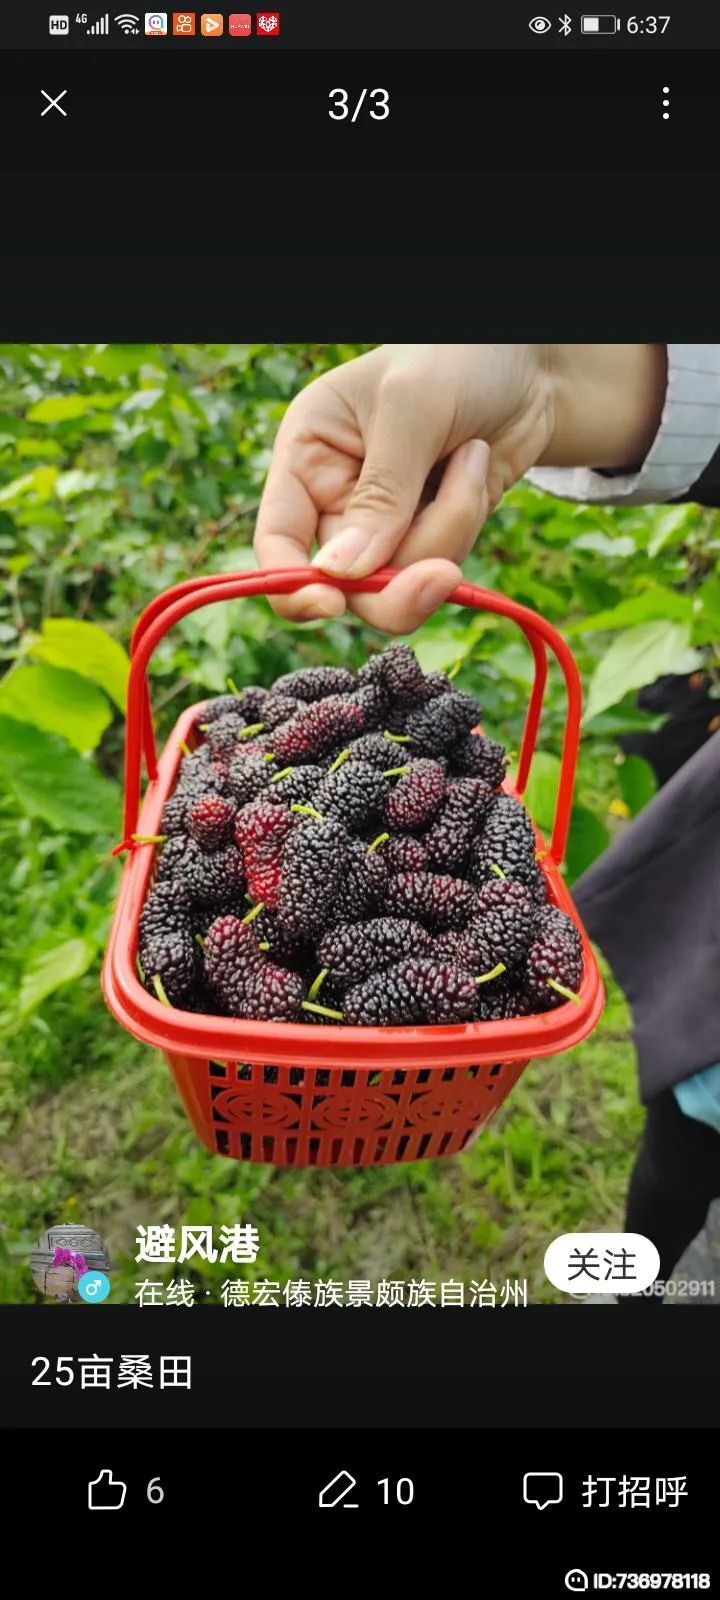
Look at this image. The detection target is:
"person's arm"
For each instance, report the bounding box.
[252,343,677,633]
[528,344,720,507]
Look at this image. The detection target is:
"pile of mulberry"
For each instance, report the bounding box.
[136,642,584,1025]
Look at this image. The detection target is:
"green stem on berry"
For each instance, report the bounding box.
[195,933,204,948]
[448,660,463,681]
[131,833,168,845]
[291,803,324,821]
[367,831,390,852]
[489,862,507,880]
[264,752,276,762]
[301,1000,344,1020]
[383,730,411,743]
[258,941,271,951]
[474,962,507,985]
[308,967,329,1001]
[270,766,294,784]
[547,978,581,1005]
[198,723,210,731]
[152,975,172,1007]
[242,901,266,926]
[535,850,548,862]
[328,747,350,773]
[226,677,241,696]
[382,765,411,778]
[178,740,192,758]
[236,722,265,740]
[136,954,146,983]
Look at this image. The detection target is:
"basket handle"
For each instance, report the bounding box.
[119,568,581,864]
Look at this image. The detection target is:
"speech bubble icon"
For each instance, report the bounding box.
[565,1574,589,1593]
[523,1470,563,1510]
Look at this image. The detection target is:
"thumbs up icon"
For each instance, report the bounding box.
[88,1469,127,1510]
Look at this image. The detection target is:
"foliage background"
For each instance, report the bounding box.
[0,343,718,1304]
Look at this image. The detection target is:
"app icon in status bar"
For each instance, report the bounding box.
[145,10,168,31]
[229,12,251,34]
[172,10,196,31]
[257,11,279,33]
[201,11,223,32]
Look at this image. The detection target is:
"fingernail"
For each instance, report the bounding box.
[418,577,454,616]
[296,585,346,620]
[312,526,368,575]
[462,439,491,482]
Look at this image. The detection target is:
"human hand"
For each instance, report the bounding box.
[254,343,665,633]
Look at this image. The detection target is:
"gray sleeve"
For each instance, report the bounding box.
[526,344,720,506]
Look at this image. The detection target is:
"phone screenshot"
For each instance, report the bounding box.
[1,0,718,1567]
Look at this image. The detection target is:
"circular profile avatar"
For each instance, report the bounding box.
[30,1224,110,1304]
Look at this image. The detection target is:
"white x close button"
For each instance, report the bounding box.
[41,89,68,117]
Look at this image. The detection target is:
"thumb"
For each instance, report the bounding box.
[312,381,445,580]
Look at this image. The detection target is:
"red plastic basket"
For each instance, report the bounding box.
[103,567,604,1167]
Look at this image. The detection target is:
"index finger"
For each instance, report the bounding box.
[254,459,346,622]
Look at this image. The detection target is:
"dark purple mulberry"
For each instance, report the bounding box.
[313,760,390,833]
[343,957,477,1026]
[450,733,507,788]
[404,692,483,756]
[464,878,538,971]
[273,665,355,702]
[358,642,427,704]
[226,753,272,808]
[424,778,495,874]
[187,792,237,849]
[385,760,446,832]
[385,871,476,931]
[317,917,432,989]
[138,882,198,1007]
[276,818,352,941]
[161,792,190,836]
[204,914,305,1022]
[521,906,583,1012]
[469,794,540,896]
[266,765,327,807]
[175,839,246,911]
[272,695,366,763]
[384,834,429,875]
[344,732,403,769]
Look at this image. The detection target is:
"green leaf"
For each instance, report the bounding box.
[692,574,720,645]
[572,532,637,558]
[88,343,158,378]
[618,754,657,817]
[581,703,665,737]
[0,465,58,504]
[647,504,694,559]
[26,392,124,422]
[18,937,96,1017]
[564,804,610,883]
[519,751,561,831]
[568,586,693,635]
[0,663,112,751]
[29,618,129,712]
[583,622,702,725]
[0,716,119,833]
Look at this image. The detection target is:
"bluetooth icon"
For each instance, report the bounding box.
[558,13,572,32]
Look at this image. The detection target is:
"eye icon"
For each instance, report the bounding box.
[529,15,552,31]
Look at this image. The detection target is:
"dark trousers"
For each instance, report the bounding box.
[626,1088,720,1299]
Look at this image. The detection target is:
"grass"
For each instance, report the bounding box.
[0,953,642,1305]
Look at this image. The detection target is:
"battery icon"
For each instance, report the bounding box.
[581,13,619,31]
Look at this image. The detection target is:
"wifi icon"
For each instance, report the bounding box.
[114,11,140,30]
